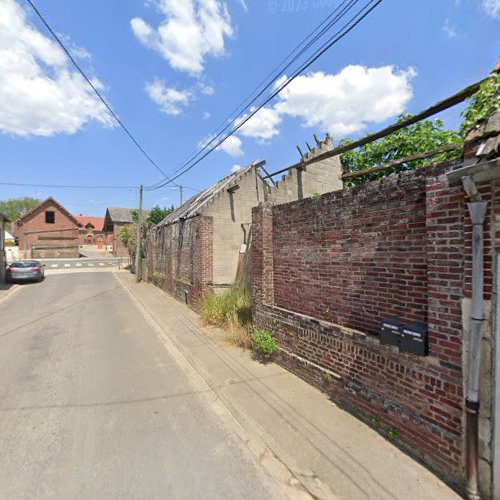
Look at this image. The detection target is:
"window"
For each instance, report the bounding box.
[45,211,55,224]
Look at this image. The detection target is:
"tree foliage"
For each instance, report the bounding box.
[0,197,41,222]
[120,223,137,256]
[129,205,174,226]
[460,73,500,137]
[340,115,461,186]
[146,205,175,225]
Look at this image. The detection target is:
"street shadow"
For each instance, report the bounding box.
[0,282,13,292]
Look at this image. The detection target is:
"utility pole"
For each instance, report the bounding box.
[135,185,143,282]
[179,185,183,205]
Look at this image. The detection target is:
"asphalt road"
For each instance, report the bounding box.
[41,259,122,270]
[0,272,283,499]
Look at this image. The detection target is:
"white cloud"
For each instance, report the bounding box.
[198,82,215,95]
[217,135,243,157]
[231,164,242,173]
[198,133,216,149]
[238,0,248,11]
[131,0,233,75]
[145,80,192,115]
[0,0,112,137]
[236,106,282,143]
[203,111,211,119]
[199,132,243,157]
[483,0,500,18]
[274,65,416,136]
[442,18,458,39]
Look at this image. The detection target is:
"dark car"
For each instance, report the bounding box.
[7,261,45,283]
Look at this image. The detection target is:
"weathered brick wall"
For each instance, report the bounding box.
[252,163,470,486]
[272,171,428,333]
[112,223,129,257]
[150,215,213,310]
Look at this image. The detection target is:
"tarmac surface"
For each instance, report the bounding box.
[0,272,285,499]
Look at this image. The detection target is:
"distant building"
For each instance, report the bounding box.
[103,207,149,257]
[76,216,106,247]
[11,197,80,258]
[147,137,343,310]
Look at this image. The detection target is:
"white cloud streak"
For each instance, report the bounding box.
[0,0,112,137]
[145,80,192,115]
[217,135,243,157]
[131,0,234,75]
[236,106,281,143]
[483,0,500,18]
[274,65,416,136]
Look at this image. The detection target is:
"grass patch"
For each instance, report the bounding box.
[201,286,252,348]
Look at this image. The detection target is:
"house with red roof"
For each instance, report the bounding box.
[75,216,107,247]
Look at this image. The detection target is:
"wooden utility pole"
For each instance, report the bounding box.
[135,185,143,282]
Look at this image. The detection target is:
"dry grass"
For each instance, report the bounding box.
[201,286,252,349]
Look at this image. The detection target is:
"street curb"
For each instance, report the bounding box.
[0,283,20,305]
[115,272,315,500]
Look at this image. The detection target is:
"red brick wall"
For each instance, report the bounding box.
[150,216,213,310]
[252,163,470,486]
[272,173,428,333]
[14,200,79,258]
[112,223,129,257]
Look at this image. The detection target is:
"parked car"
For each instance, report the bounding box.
[6,261,45,283]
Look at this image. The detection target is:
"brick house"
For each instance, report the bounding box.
[0,213,5,283]
[11,197,79,258]
[76,216,106,247]
[147,135,343,310]
[103,207,149,257]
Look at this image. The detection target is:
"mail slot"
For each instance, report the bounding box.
[400,321,428,356]
[380,317,403,347]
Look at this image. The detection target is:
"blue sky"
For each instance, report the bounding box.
[0,0,498,216]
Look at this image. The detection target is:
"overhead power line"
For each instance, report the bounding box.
[146,0,358,191]
[147,0,383,191]
[24,0,178,187]
[0,181,137,189]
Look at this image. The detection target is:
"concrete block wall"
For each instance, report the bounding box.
[267,135,343,204]
[203,168,266,286]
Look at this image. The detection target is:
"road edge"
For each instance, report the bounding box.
[0,284,21,306]
[114,271,315,500]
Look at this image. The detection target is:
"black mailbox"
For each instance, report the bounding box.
[380,317,403,347]
[400,321,428,356]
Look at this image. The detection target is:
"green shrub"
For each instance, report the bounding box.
[251,328,278,358]
[200,286,252,328]
[461,73,500,137]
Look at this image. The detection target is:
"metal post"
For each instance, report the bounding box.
[465,199,488,500]
[135,185,143,282]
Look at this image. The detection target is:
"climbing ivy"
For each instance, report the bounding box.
[460,73,500,137]
[340,115,461,186]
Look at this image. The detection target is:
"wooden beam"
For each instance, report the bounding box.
[262,78,485,180]
[258,164,277,186]
[341,142,463,180]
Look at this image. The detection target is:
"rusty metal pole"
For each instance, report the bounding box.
[464,196,488,500]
